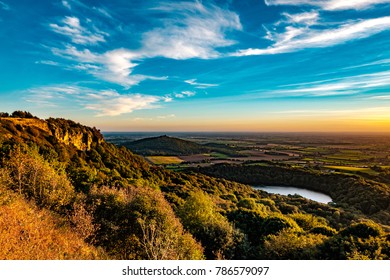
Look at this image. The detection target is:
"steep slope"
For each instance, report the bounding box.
[0,116,103,151]
[0,184,103,260]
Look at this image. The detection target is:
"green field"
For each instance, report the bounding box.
[210,152,229,159]
[324,165,378,175]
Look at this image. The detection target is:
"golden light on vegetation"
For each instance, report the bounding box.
[0,113,389,260]
[0,185,103,260]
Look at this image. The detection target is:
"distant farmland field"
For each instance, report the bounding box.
[146,156,184,165]
[324,165,378,175]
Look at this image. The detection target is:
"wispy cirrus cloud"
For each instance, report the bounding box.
[49,16,107,45]
[265,0,390,11]
[92,6,113,19]
[185,79,218,88]
[25,85,82,107]
[25,83,195,116]
[279,11,319,25]
[0,1,9,10]
[25,85,163,116]
[342,58,390,70]
[235,16,390,56]
[48,1,240,89]
[275,107,390,119]
[86,92,161,117]
[62,0,71,10]
[51,45,155,88]
[174,91,196,98]
[267,70,390,97]
[35,60,59,66]
[141,1,242,59]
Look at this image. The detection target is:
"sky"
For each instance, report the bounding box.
[1,0,390,132]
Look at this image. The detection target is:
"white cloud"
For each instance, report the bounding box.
[62,0,71,10]
[0,1,9,10]
[141,1,242,59]
[275,107,390,119]
[99,49,141,87]
[269,70,390,97]
[93,6,112,18]
[281,11,319,25]
[25,85,82,106]
[368,95,390,100]
[49,16,107,45]
[175,91,196,98]
[86,92,161,117]
[235,16,390,56]
[162,96,173,102]
[51,44,99,62]
[35,60,59,66]
[342,58,390,70]
[265,0,390,11]
[48,2,238,88]
[185,79,218,88]
[51,45,147,87]
[25,85,163,116]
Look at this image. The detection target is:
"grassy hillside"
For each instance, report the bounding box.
[0,177,103,260]
[0,112,389,260]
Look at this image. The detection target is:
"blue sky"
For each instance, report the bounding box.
[1,0,390,132]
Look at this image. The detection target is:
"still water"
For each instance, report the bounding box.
[253,186,333,204]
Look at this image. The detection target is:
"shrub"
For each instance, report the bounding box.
[340,221,384,239]
[289,213,328,231]
[179,191,244,259]
[89,185,204,260]
[263,229,325,259]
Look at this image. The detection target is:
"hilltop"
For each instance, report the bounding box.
[119,135,242,157]
[123,135,209,155]
[0,112,389,260]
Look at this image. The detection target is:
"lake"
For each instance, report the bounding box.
[253,186,333,204]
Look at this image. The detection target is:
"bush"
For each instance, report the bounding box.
[179,191,244,259]
[340,221,384,239]
[90,186,204,260]
[289,213,328,231]
[263,229,325,259]
[310,226,337,236]
[237,198,257,210]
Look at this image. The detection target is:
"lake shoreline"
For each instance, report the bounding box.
[253,185,333,204]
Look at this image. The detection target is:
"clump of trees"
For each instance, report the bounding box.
[6,146,75,211]
[0,111,37,118]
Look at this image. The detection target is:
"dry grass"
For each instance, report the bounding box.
[0,187,104,260]
[146,156,183,165]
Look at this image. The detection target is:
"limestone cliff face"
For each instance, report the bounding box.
[47,118,104,151]
[0,117,105,151]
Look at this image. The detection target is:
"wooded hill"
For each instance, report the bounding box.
[120,135,241,157]
[123,135,209,155]
[0,112,389,260]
